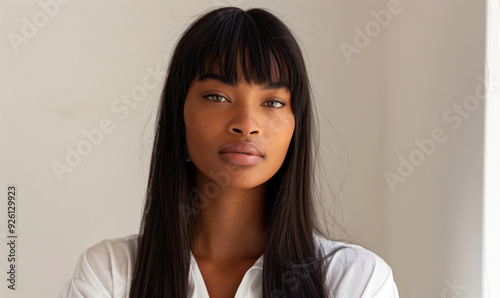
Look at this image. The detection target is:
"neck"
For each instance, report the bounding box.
[191,168,267,264]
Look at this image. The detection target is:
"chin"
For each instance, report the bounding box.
[222,179,268,190]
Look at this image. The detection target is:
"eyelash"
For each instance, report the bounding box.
[204,94,287,108]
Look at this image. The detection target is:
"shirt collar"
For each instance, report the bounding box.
[250,254,264,269]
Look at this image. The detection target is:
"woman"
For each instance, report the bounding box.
[59,6,398,298]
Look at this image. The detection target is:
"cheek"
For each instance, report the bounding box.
[184,100,204,128]
[271,115,295,138]
[184,104,202,143]
[184,107,221,155]
[269,115,295,153]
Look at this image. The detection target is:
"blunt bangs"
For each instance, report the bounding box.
[186,8,299,96]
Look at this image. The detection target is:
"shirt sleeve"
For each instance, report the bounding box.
[58,236,136,298]
[57,248,112,298]
[369,265,399,298]
[323,244,399,298]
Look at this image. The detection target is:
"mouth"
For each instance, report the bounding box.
[218,152,263,166]
[219,141,264,156]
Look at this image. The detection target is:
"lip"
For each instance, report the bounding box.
[219,152,263,166]
[219,141,264,157]
[219,141,264,166]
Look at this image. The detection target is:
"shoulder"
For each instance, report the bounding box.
[313,233,399,298]
[58,234,139,298]
[81,234,139,270]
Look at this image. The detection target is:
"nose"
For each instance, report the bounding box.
[232,127,259,135]
[229,103,261,136]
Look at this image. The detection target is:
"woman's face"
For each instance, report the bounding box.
[183,70,295,190]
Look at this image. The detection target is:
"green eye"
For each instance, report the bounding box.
[205,94,228,102]
[264,99,286,108]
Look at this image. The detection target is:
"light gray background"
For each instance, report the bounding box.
[0,0,495,297]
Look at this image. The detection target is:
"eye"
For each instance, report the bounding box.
[204,94,287,108]
[263,99,287,108]
[204,94,229,103]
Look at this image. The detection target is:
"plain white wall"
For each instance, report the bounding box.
[0,0,486,297]
[382,1,485,297]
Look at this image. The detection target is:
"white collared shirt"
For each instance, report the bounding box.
[58,234,399,297]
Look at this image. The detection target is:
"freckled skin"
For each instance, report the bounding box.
[183,75,295,191]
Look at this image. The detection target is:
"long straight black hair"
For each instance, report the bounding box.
[129,7,340,298]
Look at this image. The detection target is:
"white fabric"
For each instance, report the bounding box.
[58,234,399,297]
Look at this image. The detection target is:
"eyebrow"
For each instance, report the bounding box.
[198,73,290,92]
